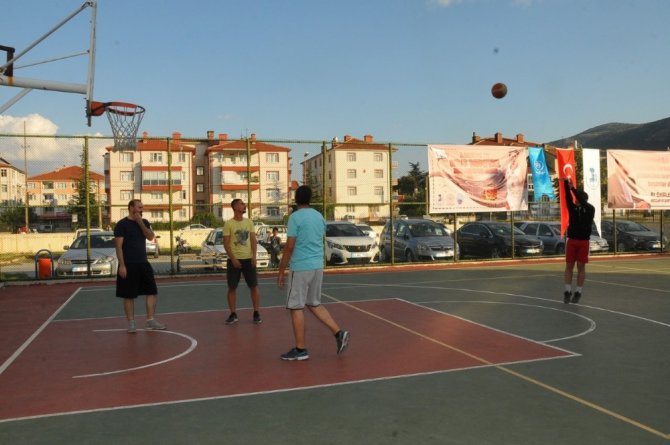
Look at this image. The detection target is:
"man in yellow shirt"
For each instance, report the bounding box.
[223,199,261,324]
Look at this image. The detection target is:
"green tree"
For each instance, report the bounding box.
[67,154,99,228]
[0,205,37,232]
[396,162,428,217]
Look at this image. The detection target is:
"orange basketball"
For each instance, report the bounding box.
[491,82,507,99]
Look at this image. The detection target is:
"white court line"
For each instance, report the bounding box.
[0,287,83,376]
[72,329,198,379]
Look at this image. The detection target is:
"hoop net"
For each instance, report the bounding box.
[104,102,145,150]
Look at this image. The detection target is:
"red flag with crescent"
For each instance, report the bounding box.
[556,148,576,237]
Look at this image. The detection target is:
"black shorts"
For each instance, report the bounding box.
[226,258,258,289]
[116,262,158,299]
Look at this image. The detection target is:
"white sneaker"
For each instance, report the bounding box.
[145,319,166,330]
[127,320,137,334]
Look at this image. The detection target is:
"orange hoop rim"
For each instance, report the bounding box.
[89,101,145,117]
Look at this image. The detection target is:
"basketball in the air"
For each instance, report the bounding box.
[491,82,507,99]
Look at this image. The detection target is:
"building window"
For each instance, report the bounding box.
[150,210,163,219]
[178,153,186,163]
[1,185,7,193]
[266,206,280,217]
[0,169,6,177]
[196,183,204,193]
[347,169,356,179]
[151,192,162,199]
[120,190,133,201]
[120,171,134,182]
[239,154,248,165]
[181,190,187,200]
[28,182,35,189]
[149,153,163,163]
[347,186,357,196]
[374,169,383,178]
[43,181,54,189]
[196,166,204,176]
[346,205,355,213]
[347,152,356,162]
[56,182,67,189]
[374,186,384,196]
[179,208,187,218]
[266,171,279,182]
[266,189,280,200]
[121,152,134,162]
[266,153,279,163]
[142,171,180,186]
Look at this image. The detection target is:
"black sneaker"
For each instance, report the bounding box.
[336,330,350,354]
[225,313,238,325]
[253,311,262,324]
[563,291,572,304]
[280,348,309,361]
[571,292,582,304]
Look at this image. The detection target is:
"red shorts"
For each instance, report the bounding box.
[565,238,590,264]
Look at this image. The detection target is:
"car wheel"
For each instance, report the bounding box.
[617,242,627,252]
[556,244,565,254]
[405,250,415,262]
[176,258,181,272]
[491,247,501,259]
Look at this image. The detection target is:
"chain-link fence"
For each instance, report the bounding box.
[0,133,667,282]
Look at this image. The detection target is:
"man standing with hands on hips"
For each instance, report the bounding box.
[277,185,349,361]
[562,178,595,304]
[114,199,166,333]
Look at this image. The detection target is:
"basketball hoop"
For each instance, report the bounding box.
[90,101,145,150]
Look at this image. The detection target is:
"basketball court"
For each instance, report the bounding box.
[1,256,668,444]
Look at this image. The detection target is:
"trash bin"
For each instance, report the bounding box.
[38,258,52,279]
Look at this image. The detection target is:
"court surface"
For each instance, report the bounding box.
[1,255,668,444]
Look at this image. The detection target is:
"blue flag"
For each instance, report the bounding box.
[528,147,556,201]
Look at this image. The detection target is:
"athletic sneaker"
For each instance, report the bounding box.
[336,330,350,354]
[145,319,166,330]
[280,348,309,361]
[563,291,572,304]
[253,311,262,324]
[571,292,582,304]
[127,320,136,334]
[225,313,238,325]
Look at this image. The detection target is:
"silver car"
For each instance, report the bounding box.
[200,227,270,269]
[56,231,118,277]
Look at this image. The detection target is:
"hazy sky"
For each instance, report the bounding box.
[1,0,668,176]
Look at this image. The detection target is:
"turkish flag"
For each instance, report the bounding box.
[556,148,576,237]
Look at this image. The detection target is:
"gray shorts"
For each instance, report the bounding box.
[286,269,323,309]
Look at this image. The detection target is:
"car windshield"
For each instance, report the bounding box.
[619,222,649,232]
[327,224,365,237]
[549,224,562,236]
[71,234,116,249]
[488,224,524,236]
[408,222,449,237]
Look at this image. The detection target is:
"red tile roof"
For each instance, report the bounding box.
[29,165,104,181]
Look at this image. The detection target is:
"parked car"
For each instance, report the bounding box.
[356,224,379,242]
[145,236,160,258]
[601,220,665,252]
[182,224,209,230]
[588,223,610,253]
[379,218,457,262]
[515,221,565,255]
[56,231,118,277]
[457,221,544,259]
[325,221,379,265]
[73,227,104,239]
[200,228,270,269]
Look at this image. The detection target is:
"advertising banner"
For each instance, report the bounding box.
[556,148,576,237]
[582,148,602,236]
[607,150,670,210]
[428,145,528,213]
[528,146,556,201]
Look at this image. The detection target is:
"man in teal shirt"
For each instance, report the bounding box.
[277,186,350,361]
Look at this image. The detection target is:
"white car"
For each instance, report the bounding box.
[201,228,270,269]
[56,231,118,277]
[356,224,379,243]
[182,224,209,230]
[325,221,379,265]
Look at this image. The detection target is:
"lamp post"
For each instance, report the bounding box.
[22,121,29,230]
[302,152,309,185]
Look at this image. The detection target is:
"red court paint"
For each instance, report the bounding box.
[0,299,574,421]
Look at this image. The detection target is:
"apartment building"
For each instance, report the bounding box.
[104,132,196,223]
[0,157,26,205]
[27,165,105,229]
[205,133,291,221]
[303,134,392,222]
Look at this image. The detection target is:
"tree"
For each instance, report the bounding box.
[0,205,37,232]
[396,162,428,217]
[67,153,99,228]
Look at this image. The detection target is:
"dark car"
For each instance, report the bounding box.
[379,218,457,262]
[515,221,565,255]
[457,221,544,259]
[601,220,665,252]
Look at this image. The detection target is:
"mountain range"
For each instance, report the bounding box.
[548,116,670,150]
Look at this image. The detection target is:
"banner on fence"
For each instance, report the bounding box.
[582,148,602,236]
[528,147,555,201]
[427,145,528,213]
[556,148,576,237]
[606,150,670,210]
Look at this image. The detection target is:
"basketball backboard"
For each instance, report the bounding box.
[0,1,97,126]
